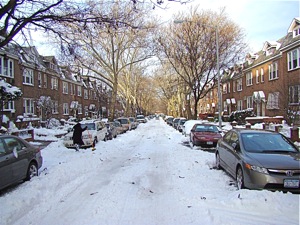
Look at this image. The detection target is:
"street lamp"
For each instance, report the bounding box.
[174,20,222,129]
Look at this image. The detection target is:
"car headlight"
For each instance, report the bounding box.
[245,163,269,174]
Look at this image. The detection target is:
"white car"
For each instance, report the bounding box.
[136,115,146,123]
[182,120,203,137]
[63,120,108,148]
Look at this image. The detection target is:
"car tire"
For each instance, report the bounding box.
[215,153,222,169]
[189,136,194,148]
[25,162,38,181]
[236,166,245,190]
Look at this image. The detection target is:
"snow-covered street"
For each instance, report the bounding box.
[0,119,299,225]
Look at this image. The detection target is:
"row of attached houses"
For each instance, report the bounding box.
[0,44,113,128]
[199,17,300,125]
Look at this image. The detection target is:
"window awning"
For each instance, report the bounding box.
[70,101,78,109]
[89,104,95,110]
[258,91,266,102]
[253,91,266,103]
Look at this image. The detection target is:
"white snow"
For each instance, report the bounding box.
[0,119,299,225]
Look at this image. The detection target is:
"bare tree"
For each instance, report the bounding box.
[54,1,157,120]
[0,0,191,48]
[36,96,54,121]
[157,7,248,119]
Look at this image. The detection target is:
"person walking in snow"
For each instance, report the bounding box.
[72,122,87,151]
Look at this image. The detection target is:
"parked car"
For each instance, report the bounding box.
[0,135,43,191]
[177,118,187,132]
[215,128,300,193]
[171,118,180,128]
[129,117,139,129]
[136,115,146,123]
[165,116,174,126]
[113,120,127,134]
[63,119,108,148]
[182,120,203,137]
[105,122,118,140]
[190,123,223,148]
[116,117,132,131]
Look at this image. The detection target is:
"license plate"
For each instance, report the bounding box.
[207,141,213,145]
[284,179,299,188]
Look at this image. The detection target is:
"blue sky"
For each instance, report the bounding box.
[155,0,300,52]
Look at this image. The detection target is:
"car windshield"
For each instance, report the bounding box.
[119,119,128,124]
[137,115,144,119]
[195,125,218,133]
[241,133,298,153]
[81,123,95,130]
[180,120,187,125]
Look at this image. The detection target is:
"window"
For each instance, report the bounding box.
[293,26,300,38]
[63,103,69,115]
[246,96,253,109]
[260,68,264,82]
[63,82,68,94]
[233,81,236,92]
[84,106,89,117]
[52,101,58,114]
[287,48,300,71]
[70,84,74,95]
[77,86,82,96]
[23,68,34,85]
[237,78,242,91]
[78,104,82,114]
[266,92,280,109]
[223,84,227,94]
[246,72,253,86]
[269,62,278,80]
[289,85,300,105]
[256,70,259,83]
[38,72,42,87]
[51,77,58,90]
[43,74,47,88]
[237,100,243,111]
[23,98,34,114]
[84,89,88,99]
[0,57,14,77]
[3,100,15,111]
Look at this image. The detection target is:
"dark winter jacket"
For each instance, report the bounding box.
[72,123,88,145]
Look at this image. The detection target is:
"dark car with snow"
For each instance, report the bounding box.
[0,135,43,191]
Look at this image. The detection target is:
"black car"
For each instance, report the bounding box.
[0,135,43,191]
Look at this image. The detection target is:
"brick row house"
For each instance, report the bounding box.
[200,17,300,125]
[0,45,111,128]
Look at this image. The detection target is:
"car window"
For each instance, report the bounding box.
[241,133,298,153]
[195,125,218,133]
[82,123,95,130]
[0,140,6,155]
[3,137,24,153]
[223,131,232,144]
[230,132,239,144]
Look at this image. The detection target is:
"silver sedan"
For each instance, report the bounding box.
[215,129,300,193]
